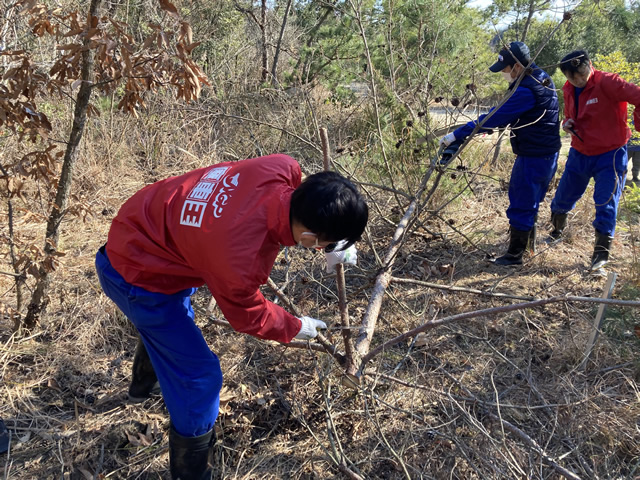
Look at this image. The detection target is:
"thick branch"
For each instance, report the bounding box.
[352,163,437,367]
[266,277,346,365]
[390,276,536,302]
[361,295,640,366]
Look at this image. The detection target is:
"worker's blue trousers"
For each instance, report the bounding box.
[550,146,628,237]
[506,153,559,231]
[95,246,222,437]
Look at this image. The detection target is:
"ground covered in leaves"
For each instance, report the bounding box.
[2,131,640,480]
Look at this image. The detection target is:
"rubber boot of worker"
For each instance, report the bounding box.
[589,230,613,272]
[528,217,537,255]
[128,338,161,403]
[170,426,215,480]
[494,228,530,266]
[632,160,640,185]
[545,212,568,245]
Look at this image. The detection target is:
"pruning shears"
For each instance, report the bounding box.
[568,126,584,142]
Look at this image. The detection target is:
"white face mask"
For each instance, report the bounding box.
[501,71,513,83]
[298,231,319,249]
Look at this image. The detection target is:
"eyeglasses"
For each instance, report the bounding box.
[325,242,338,253]
[301,232,341,252]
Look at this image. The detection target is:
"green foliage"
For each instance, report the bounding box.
[292,0,365,86]
[517,17,566,76]
[486,0,556,42]
[622,183,640,214]
[488,0,640,76]
[558,0,640,61]
[593,51,640,84]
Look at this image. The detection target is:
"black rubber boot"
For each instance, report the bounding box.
[528,216,537,254]
[632,153,640,184]
[494,228,530,266]
[128,338,161,403]
[590,230,613,272]
[170,426,215,480]
[546,212,568,244]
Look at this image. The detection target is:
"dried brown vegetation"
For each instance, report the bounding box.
[2,85,640,478]
[1,1,640,479]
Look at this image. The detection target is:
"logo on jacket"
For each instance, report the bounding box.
[586,98,598,105]
[180,200,207,227]
[212,173,240,218]
[180,166,232,227]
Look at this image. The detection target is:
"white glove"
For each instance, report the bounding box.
[325,244,358,273]
[439,132,456,148]
[295,316,327,340]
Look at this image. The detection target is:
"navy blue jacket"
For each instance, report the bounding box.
[455,64,561,157]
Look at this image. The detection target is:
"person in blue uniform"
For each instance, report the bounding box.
[440,42,561,265]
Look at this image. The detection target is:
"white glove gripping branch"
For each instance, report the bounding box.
[295,316,327,340]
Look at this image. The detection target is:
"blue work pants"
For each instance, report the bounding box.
[550,147,628,237]
[95,246,223,437]
[506,153,559,231]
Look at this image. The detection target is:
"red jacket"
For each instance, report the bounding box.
[106,154,303,343]
[563,69,640,156]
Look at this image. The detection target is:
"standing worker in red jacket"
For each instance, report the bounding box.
[548,50,640,273]
[95,154,368,479]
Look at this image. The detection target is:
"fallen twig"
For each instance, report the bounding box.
[390,276,536,301]
[361,295,640,366]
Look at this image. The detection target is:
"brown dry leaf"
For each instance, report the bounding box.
[137,431,152,447]
[158,0,179,19]
[218,387,235,414]
[142,33,156,50]
[87,104,100,118]
[414,333,429,347]
[634,324,640,338]
[179,21,193,44]
[219,387,235,404]
[145,419,159,439]
[184,41,201,55]
[341,373,360,389]
[125,431,140,446]
[47,377,62,392]
[78,467,93,480]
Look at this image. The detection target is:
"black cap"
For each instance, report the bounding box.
[489,42,531,72]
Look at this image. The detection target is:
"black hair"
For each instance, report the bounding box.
[559,50,590,75]
[290,171,368,250]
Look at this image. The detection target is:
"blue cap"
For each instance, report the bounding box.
[489,42,531,72]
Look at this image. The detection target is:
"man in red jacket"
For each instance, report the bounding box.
[95,154,368,479]
[548,50,640,273]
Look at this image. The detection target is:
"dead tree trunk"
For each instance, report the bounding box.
[270,0,292,86]
[23,0,101,330]
[260,0,268,82]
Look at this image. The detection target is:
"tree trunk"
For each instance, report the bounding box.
[270,0,292,86]
[293,1,336,82]
[260,0,268,82]
[521,0,539,43]
[23,0,101,330]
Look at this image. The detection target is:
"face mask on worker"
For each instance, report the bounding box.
[502,71,514,83]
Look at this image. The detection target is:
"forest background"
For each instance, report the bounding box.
[1,0,640,479]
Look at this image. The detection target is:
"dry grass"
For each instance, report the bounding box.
[1,92,640,480]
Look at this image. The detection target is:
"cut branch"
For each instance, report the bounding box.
[361,295,640,366]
